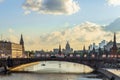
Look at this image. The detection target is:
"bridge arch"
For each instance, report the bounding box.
[11,61,94,73]
[7,57,99,69]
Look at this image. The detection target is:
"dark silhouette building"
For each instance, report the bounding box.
[83,45,87,57]
[58,44,61,55]
[64,41,73,54]
[110,32,117,58]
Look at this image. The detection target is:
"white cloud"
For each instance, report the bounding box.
[5,22,120,51]
[24,10,31,15]
[39,22,113,50]
[8,28,14,33]
[23,0,80,15]
[107,0,120,6]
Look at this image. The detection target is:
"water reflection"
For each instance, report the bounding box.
[5,61,107,80]
[0,73,103,80]
[12,61,93,73]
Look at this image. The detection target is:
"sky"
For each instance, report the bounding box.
[1,0,120,51]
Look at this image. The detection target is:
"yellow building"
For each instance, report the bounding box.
[0,34,25,58]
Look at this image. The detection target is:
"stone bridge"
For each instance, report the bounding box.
[0,57,119,70]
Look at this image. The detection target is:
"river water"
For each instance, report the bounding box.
[0,61,108,80]
[0,73,106,80]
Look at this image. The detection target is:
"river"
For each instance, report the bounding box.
[0,61,108,80]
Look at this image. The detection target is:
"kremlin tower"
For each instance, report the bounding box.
[20,34,25,55]
[111,32,117,58]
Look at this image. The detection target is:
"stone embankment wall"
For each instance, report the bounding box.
[98,68,120,80]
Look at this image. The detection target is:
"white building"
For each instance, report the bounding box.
[104,41,120,51]
[53,48,59,54]
[99,40,107,49]
[89,43,98,51]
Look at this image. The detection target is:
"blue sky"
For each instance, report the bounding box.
[1,0,120,50]
[0,0,120,33]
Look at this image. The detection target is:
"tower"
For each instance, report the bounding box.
[92,47,95,54]
[65,41,70,50]
[111,32,117,57]
[83,45,86,54]
[83,45,87,57]
[20,34,25,54]
[83,45,86,52]
[65,41,73,54]
[113,32,117,49]
[58,44,61,55]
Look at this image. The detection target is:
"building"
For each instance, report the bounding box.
[0,34,25,58]
[53,48,59,54]
[53,44,62,54]
[88,40,108,53]
[110,33,118,57]
[63,41,73,54]
[20,34,25,55]
[104,40,113,51]
[88,43,98,51]
[35,50,45,57]
[99,40,107,49]
[58,44,62,54]
[104,42,120,52]
[53,41,73,54]
[104,33,118,53]
[104,33,120,58]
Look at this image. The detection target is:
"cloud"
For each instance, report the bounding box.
[107,0,120,6]
[5,22,120,51]
[8,28,14,33]
[24,10,31,15]
[106,17,120,31]
[39,22,113,50]
[23,0,80,15]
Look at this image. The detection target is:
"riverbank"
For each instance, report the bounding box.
[97,68,120,80]
[0,66,10,74]
[10,62,40,71]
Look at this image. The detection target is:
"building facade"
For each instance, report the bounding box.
[0,34,25,58]
[62,41,73,54]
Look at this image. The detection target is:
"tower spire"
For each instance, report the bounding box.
[66,41,70,50]
[20,34,25,54]
[58,44,61,54]
[83,45,86,56]
[20,34,24,45]
[83,45,86,52]
[111,32,117,57]
[113,32,117,48]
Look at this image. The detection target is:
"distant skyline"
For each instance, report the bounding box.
[1,0,120,51]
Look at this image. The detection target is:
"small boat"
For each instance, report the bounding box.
[41,64,46,66]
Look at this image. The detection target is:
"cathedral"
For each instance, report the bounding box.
[0,34,25,58]
[63,41,73,54]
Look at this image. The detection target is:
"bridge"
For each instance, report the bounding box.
[0,56,120,80]
[0,56,119,70]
